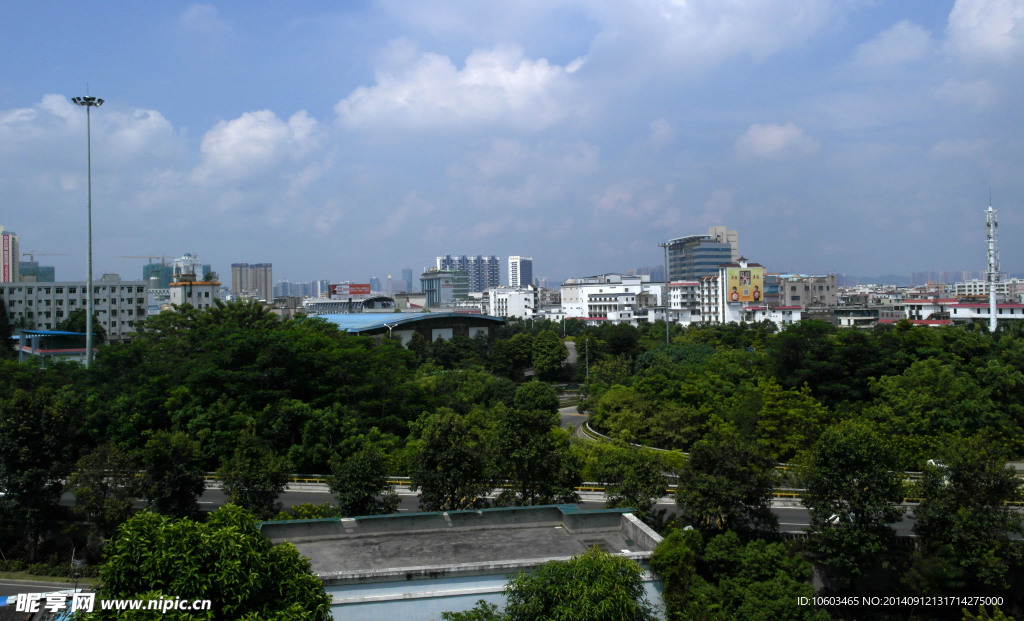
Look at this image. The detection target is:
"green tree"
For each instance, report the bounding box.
[754,379,829,463]
[675,429,778,535]
[701,531,828,621]
[801,421,905,591]
[55,307,107,343]
[512,380,559,415]
[502,547,656,621]
[95,504,331,620]
[649,528,706,617]
[0,387,76,560]
[491,404,581,506]
[0,300,15,359]
[441,600,503,620]
[410,408,492,511]
[328,445,399,516]
[217,427,293,520]
[912,436,1024,593]
[137,430,206,519]
[65,443,140,548]
[488,333,533,380]
[592,443,668,523]
[531,330,567,380]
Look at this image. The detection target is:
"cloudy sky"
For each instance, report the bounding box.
[2,1,1022,286]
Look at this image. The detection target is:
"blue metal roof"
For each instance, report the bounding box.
[19,330,87,336]
[318,312,504,334]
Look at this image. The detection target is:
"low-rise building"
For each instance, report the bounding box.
[260,504,663,621]
[485,285,538,319]
[0,275,147,343]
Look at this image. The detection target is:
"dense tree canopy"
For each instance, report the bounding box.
[96,505,331,620]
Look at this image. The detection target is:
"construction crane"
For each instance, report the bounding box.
[114,255,168,264]
[22,251,69,263]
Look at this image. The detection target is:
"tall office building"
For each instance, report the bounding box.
[508,256,533,288]
[401,268,414,293]
[369,276,381,293]
[1,227,20,283]
[436,255,501,292]
[231,262,272,300]
[19,261,55,282]
[707,226,739,262]
[664,226,737,281]
[251,263,272,301]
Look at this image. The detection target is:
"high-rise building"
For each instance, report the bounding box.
[401,268,413,293]
[436,255,501,292]
[1,227,20,284]
[251,263,272,301]
[143,262,173,289]
[664,227,736,281]
[19,261,55,283]
[231,263,250,297]
[421,269,470,307]
[707,226,739,262]
[231,262,272,300]
[369,276,381,293]
[508,256,533,288]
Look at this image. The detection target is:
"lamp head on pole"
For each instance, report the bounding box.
[72,96,104,108]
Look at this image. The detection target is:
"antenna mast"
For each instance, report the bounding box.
[986,195,999,333]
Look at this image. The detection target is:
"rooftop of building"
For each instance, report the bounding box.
[260,505,660,584]
[318,311,504,334]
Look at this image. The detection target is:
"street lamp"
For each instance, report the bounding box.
[658,241,670,347]
[71,95,103,367]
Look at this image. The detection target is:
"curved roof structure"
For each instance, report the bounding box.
[318,312,504,335]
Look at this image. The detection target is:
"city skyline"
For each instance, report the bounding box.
[2,1,1021,284]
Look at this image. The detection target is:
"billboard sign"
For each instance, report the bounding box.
[330,283,371,297]
[726,266,763,303]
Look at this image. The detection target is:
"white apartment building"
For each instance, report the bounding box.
[508,256,533,288]
[485,286,538,319]
[0,275,147,342]
[169,276,221,311]
[949,303,1024,324]
[741,305,802,326]
[952,278,1024,299]
[667,281,701,325]
[560,274,655,325]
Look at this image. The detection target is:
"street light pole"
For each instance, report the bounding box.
[72,95,103,368]
[659,241,670,347]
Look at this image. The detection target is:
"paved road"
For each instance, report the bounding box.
[558,403,588,436]
[0,578,79,598]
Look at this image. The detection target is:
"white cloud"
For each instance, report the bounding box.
[335,45,583,131]
[945,0,1024,64]
[192,110,321,184]
[736,122,819,159]
[852,20,933,67]
[584,0,843,77]
[928,138,993,159]
[931,78,1000,111]
[179,4,230,37]
[647,118,675,149]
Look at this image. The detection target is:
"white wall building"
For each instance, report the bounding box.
[559,274,655,325]
[667,281,701,325]
[485,286,538,319]
[949,302,1024,324]
[508,256,533,288]
[0,275,147,342]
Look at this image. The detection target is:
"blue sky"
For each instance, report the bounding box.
[2,1,1022,285]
